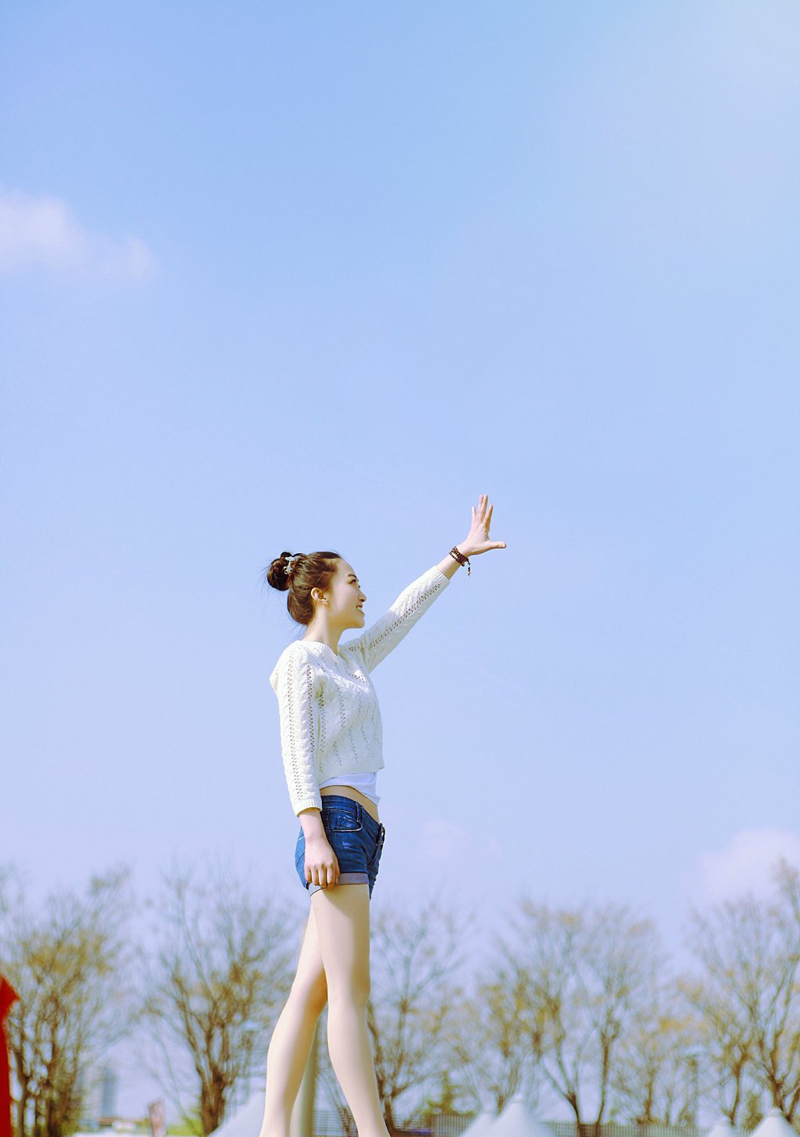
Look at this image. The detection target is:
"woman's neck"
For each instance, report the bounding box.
[302,628,340,655]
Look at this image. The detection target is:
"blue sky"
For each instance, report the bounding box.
[1,0,799,1122]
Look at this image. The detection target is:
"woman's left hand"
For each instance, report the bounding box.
[459,494,507,557]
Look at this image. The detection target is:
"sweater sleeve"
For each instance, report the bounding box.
[269,646,322,816]
[344,564,452,674]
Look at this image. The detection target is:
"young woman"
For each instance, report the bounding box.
[261,494,506,1137]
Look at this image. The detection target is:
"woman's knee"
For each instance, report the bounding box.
[327,970,370,1008]
[291,972,328,1016]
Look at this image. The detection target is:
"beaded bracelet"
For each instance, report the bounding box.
[449,545,471,575]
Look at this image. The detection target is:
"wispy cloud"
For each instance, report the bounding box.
[0,187,157,280]
[689,827,800,906]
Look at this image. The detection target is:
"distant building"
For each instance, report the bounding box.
[77,1062,119,1128]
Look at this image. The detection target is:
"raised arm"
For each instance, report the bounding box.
[269,646,322,816]
[346,495,508,672]
[344,564,453,673]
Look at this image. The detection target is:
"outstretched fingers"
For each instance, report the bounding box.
[463,495,507,554]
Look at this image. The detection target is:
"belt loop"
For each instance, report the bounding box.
[356,801,363,825]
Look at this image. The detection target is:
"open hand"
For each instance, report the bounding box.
[459,494,507,557]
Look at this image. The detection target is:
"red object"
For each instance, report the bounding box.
[0,976,19,1137]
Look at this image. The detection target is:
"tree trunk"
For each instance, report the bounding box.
[383,1096,397,1137]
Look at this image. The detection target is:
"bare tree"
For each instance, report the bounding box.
[496,897,664,1134]
[136,855,298,1136]
[611,975,700,1125]
[685,856,800,1123]
[678,968,752,1125]
[0,863,136,1137]
[441,957,542,1117]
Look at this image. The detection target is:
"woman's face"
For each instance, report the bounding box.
[327,559,367,627]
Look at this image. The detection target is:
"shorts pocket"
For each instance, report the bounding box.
[322,804,362,832]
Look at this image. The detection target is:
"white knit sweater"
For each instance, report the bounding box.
[269,564,452,816]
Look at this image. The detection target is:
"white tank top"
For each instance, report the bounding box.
[318,770,380,807]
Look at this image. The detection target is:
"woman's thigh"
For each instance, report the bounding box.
[291,904,328,1009]
[311,883,371,1000]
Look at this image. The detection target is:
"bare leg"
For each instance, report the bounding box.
[259,904,328,1137]
[311,883,390,1137]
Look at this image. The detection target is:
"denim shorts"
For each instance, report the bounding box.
[295,795,386,899]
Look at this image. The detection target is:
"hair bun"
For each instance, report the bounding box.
[264,550,303,592]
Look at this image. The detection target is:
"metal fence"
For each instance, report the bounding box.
[547,1125,701,1137]
[433,1122,703,1137]
[311,1108,356,1137]
[311,1115,705,1137]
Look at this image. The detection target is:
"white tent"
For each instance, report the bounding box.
[484,1095,556,1137]
[706,1118,738,1137]
[459,1111,498,1137]
[750,1109,796,1137]
[208,1090,266,1137]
